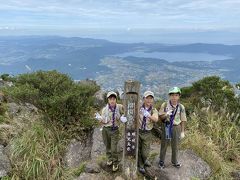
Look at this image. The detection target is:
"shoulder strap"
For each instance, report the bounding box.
[163,102,167,112]
[179,103,184,113]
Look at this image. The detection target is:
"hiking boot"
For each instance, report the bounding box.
[106,160,113,166]
[172,162,182,168]
[112,164,119,172]
[138,167,146,174]
[158,160,165,169]
[144,160,151,167]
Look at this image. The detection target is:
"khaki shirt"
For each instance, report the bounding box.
[159,101,187,125]
[101,104,124,127]
[139,105,158,131]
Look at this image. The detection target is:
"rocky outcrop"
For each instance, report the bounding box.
[0,101,40,178]
[94,90,105,108]
[0,80,13,88]
[91,127,105,159]
[65,133,93,168]
[0,145,11,177]
[7,103,21,118]
[85,161,101,173]
[145,147,211,180]
[7,102,38,118]
[72,127,211,180]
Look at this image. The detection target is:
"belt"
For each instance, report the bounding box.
[139,129,151,133]
[103,126,119,130]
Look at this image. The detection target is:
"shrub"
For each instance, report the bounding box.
[181,76,240,125]
[0,74,15,82]
[3,71,100,131]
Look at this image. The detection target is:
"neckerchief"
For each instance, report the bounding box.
[168,100,179,138]
[108,104,116,130]
[141,104,152,130]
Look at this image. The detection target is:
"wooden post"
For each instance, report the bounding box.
[123,80,140,179]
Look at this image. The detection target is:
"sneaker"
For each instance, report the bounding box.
[138,167,146,174]
[158,160,165,169]
[172,162,182,168]
[112,164,119,172]
[106,160,113,166]
[144,160,151,167]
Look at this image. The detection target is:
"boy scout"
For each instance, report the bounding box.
[95,91,127,172]
[138,91,158,174]
[159,87,187,169]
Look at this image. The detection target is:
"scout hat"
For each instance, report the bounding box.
[168,87,181,95]
[107,91,117,98]
[143,91,154,98]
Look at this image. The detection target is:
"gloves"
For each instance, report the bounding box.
[120,115,127,123]
[166,110,173,116]
[180,132,185,139]
[144,110,151,118]
[95,112,102,121]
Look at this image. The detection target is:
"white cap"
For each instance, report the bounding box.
[107,91,117,98]
[143,91,154,98]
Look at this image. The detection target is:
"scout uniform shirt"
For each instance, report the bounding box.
[101,103,124,127]
[159,101,187,125]
[139,105,158,130]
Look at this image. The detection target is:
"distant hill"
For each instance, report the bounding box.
[0,36,239,93]
[147,43,240,57]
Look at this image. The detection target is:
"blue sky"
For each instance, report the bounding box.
[0,0,240,43]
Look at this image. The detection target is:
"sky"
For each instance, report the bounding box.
[0,0,240,43]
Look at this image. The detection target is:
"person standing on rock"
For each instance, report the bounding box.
[138,91,159,174]
[95,91,127,172]
[158,87,187,169]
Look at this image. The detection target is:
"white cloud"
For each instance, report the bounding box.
[0,0,239,30]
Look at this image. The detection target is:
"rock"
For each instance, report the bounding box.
[24,103,38,113]
[231,171,240,180]
[7,103,21,117]
[7,102,38,118]
[94,90,105,108]
[5,82,13,87]
[115,176,125,180]
[148,148,211,180]
[91,128,105,159]
[85,162,101,173]
[65,136,93,168]
[0,80,13,88]
[75,173,99,180]
[0,145,11,177]
[75,172,110,180]
[145,166,170,180]
[0,80,4,88]
[0,92,5,103]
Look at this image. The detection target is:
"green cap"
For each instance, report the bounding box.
[169,87,181,95]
